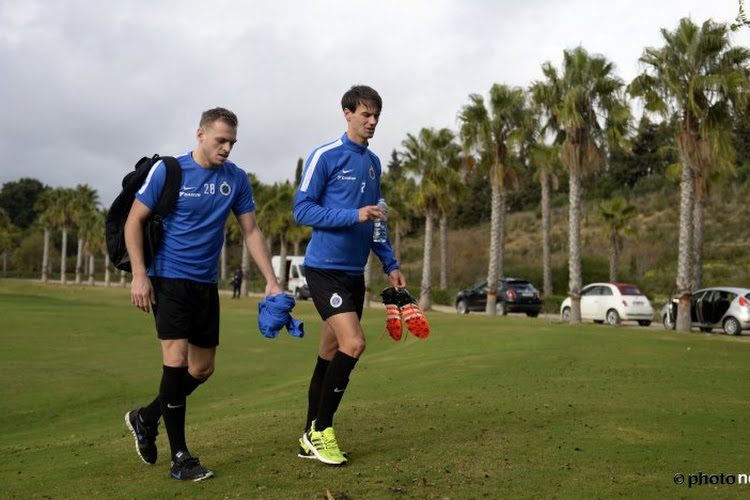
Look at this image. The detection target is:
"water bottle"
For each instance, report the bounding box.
[372,198,388,243]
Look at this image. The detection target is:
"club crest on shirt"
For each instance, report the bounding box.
[330,293,343,308]
[369,165,375,179]
[219,181,232,196]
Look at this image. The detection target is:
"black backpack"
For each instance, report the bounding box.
[105,155,182,272]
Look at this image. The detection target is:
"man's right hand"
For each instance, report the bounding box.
[131,273,155,313]
[358,204,385,222]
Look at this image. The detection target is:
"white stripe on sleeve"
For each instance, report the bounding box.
[300,139,342,192]
[137,160,164,195]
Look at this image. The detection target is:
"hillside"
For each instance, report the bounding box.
[392,183,750,305]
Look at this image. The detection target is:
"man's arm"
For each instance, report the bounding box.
[236,211,283,297]
[124,198,155,312]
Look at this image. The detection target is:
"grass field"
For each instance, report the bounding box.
[2,279,750,499]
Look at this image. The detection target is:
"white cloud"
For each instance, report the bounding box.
[0,0,746,204]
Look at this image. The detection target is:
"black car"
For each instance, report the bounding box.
[456,278,543,316]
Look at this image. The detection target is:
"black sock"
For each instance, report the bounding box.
[315,351,358,430]
[159,365,189,459]
[138,371,205,425]
[305,356,331,432]
[140,396,162,426]
[183,371,205,397]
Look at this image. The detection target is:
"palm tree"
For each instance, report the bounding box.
[258,182,296,290]
[35,188,76,284]
[34,189,56,282]
[629,18,750,331]
[381,162,417,264]
[597,197,637,282]
[71,184,100,284]
[527,141,561,296]
[401,127,461,310]
[458,84,528,315]
[79,208,106,285]
[532,46,629,323]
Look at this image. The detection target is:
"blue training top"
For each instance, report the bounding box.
[135,152,255,283]
[293,133,398,275]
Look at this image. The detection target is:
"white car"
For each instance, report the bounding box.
[560,282,654,326]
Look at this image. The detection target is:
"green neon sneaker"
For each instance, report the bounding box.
[302,421,347,465]
[298,434,347,459]
[298,437,316,459]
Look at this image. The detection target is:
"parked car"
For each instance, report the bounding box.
[560,282,654,326]
[455,278,543,316]
[660,287,750,335]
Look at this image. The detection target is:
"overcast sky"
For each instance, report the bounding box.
[1,0,747,205]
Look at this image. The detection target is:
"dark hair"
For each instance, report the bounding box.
[199,107,238,128]
[341,85,382,113]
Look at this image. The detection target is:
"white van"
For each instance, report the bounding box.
[271,255,309,299]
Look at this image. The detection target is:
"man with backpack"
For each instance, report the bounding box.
[123,107,282,481]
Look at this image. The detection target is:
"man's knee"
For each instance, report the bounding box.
[190,365,214,381]
[342,338,366,358]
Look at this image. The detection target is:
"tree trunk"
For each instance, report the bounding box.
[75,239,84,284]
[439,212,448,289]
[42,226,50,283]
[120,269,126,287]
[104,253,111,287]
[266,234,274,255]
[60,226,68,285]
[568,171,583,324]
[497,186,506,281]
[609,231,619,282]
[220,231,227,282]
[394,221,402,263]
[419,211,434,311]
[278,234,288,291]
[88,254,95,285]
[241,240,250,297]
[364,251,374,308]
[541,171,552,296]
[486,180,501,315]
[692,198,704,291]
[675,161,695,332]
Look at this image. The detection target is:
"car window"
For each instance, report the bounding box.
[618,284,643,295]
[582,286,598,297]
[507,281,533,291]
[704,290,720,302]
[600,286,614,296]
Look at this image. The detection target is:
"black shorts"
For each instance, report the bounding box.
[150,277,220,348]
[306,266,365,321]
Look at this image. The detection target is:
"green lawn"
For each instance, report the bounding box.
[1,279,749,498]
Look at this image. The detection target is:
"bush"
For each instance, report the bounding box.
[431,286,459,306]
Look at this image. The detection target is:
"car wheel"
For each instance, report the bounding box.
[456,300,469,315]
[526,312,539,318]
[723,317,741,336]
[662,314,675,330]
[699,327,713,333]
[561,307,571,322]
[638,320,652,327]
[606,309,621,326]
[496,301,507,316]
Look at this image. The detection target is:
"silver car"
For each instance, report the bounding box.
[660,287,750,335]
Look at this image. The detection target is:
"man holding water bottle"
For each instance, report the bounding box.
[293,85,406,465]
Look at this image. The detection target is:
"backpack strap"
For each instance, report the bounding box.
[152,156,181,220]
